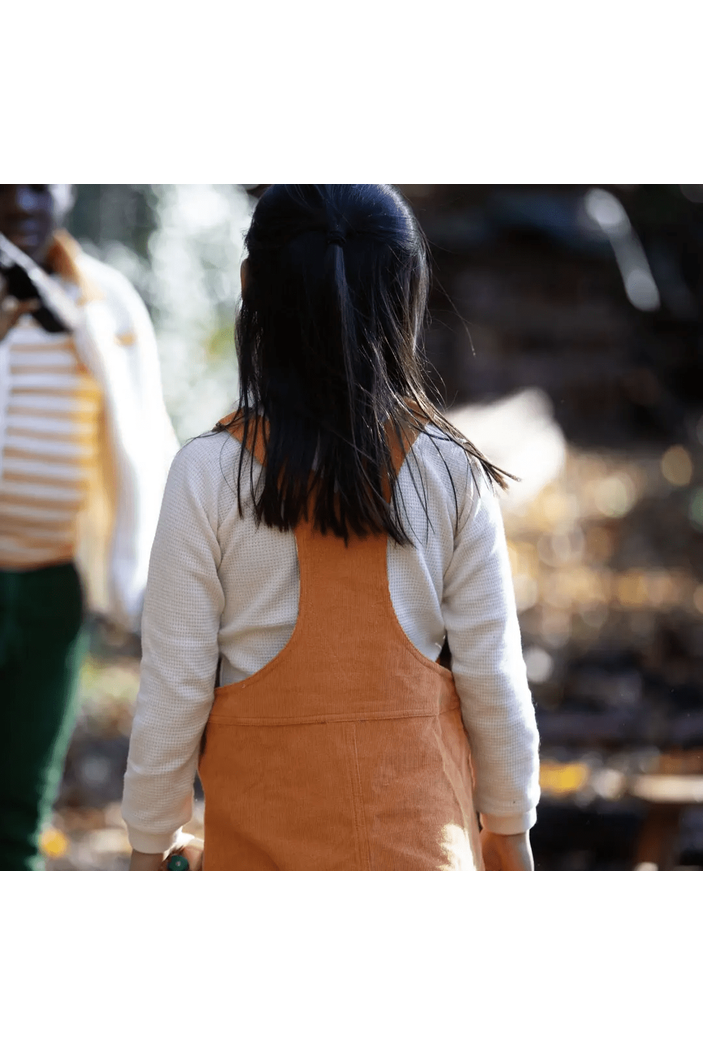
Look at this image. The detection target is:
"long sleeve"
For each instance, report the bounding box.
[121,444,224,853]
[442,464,540,834]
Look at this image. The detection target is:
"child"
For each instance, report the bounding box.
[122,184,540,871]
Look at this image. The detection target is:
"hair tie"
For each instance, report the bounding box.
[326,229,347,247]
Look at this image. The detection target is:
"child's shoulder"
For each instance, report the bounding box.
[168,427,245,490]
[412,423,481,477]
[175,426,233,459]
[408,424,498,514]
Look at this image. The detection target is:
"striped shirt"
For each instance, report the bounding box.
[0,313,103,570]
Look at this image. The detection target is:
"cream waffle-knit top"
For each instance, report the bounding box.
[122,426,541,853]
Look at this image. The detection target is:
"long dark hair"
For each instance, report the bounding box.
[219,184,510,544]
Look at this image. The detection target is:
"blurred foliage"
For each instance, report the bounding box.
[69,184,253,441]
[70,184,160,285]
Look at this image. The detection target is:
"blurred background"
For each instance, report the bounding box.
[42,183,703,870]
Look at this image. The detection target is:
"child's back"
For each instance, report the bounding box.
[123,185,540,871]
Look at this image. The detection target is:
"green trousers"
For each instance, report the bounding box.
[0,563,85,870]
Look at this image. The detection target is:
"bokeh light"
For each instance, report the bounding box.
[524,647,554,684]
[592,472,638,518]
[661,446,693,487]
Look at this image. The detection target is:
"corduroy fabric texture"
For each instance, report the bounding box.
[198,418,484,871]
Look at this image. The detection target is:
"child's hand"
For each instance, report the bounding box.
[163,836,204,871]
[129,835,204,871]
[480,829,534,871]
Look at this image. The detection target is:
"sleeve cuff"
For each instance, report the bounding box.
[126,826,183,854]
[480,809,537,835]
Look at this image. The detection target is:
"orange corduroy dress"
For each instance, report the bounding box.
[198,419,485,871]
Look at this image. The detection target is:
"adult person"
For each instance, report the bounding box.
[0,184,178,870]
[123,184,540,871]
